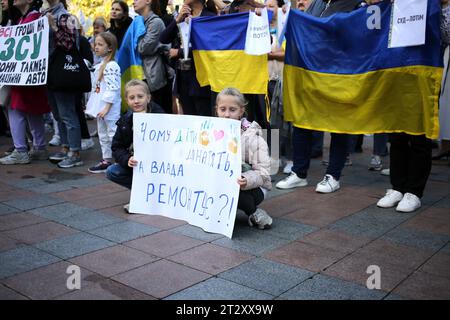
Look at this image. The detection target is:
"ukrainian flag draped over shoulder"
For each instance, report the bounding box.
[190,13,268,94]
[116,16,146,112]
[283,1,443,139]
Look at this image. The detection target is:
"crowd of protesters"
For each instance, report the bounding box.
[0,0,449,226]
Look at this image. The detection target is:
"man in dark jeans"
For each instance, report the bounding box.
[276,0,371,193]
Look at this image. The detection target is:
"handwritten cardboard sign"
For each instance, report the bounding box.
[0,17,49,86]
[129,114,242,238]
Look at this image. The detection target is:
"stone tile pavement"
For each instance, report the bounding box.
[0,132,449,300]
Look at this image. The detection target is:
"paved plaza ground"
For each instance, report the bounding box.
[0,130,449,300]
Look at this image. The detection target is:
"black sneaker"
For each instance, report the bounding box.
[88,160,111,173]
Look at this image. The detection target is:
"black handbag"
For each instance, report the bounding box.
[47,45,92,93]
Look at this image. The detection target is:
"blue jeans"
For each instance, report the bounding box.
[48,90,81,152]
[106,164,133,189]
[292,127,349,180]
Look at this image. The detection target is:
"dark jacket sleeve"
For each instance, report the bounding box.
[111,115,132,168]
[79,36,94,64]
[159,18,178,44]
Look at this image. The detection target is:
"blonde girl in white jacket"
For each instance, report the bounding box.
[216,88,273,230]
[85,32,121,173]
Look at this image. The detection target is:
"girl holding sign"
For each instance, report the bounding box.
[216,87,273,230]
[85,32,121,173]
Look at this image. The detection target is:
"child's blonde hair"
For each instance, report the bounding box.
[216,87,248,109]
[124,79,151,98]
[96,32,118,83]
[93,17,108,30]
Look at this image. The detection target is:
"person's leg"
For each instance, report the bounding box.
[48,90,69,149]
[97,117,109,160]
[291,127,313,179]
[238,190,258,216]
[389,133,409,194]
[326,133,350,180]
[75,93,91,140]
[404,135,432,198]
[7,108,29,152]
[373,133,389,156]
[104,119,117,162]
[26,113,46,151]
[311,131,324,158]
[52,91,81,153]
[106,164,133,189]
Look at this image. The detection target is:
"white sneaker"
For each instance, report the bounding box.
[396,193,421,213]
[81,138,95,151]
[123,203,132,214]
[315,174,340,193]
[368,155,382,171]
[48,135,61,146]
[0,149,31,165]
[381,168,390,176]
[377,189,403,208]
[276,172,308,189]
[283,160,293,174]
[248,208,273,230]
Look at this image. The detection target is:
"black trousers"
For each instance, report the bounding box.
[389,133,432,198]
[238,188,264,216]
[151,82,173,114]
[76,93,90,140]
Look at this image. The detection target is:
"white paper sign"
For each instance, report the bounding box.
[277,3,291,48]
[389,0,428,48]
[245,8,272,55]
[130,114,242,239]
[0,17,49,86]
[178,21,191,60]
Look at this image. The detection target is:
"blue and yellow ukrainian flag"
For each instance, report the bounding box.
[191,13,268,94]
[283,1,443,139]
[116,16,146,112]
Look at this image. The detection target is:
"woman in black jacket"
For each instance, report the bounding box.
[108,0,133,50]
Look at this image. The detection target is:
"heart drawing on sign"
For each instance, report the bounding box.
[214,129,225,141]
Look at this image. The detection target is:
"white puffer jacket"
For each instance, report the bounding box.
[240,118,272,192]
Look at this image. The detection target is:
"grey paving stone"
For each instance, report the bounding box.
[382,227,450,252]
[165,277,273,300]
[29,203,94,220]
[54,212,124,232]
[0,204,19,216]
[32,183,74,194]
[441,242,450,255]
[212,225,291,256]
[254,218,318,241]
[329,206,414,239]
[8,178,74,194]
[7,178,48,189]
[59,176,109,188]
[172,224,225,242]
[88,221,159,243]
[0,285,29,300]
[434,196,450,209]
[218,258,314,296]
[279,274,386,300]
[34,233,115,259]
[0,246,60,279]
[383,293,408,300]
[3,195,64,211]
